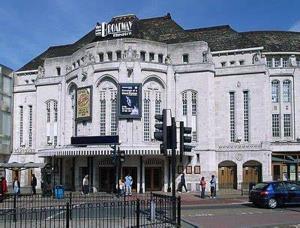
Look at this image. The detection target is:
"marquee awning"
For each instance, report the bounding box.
[0,162,46,170]
[37,146,190,157]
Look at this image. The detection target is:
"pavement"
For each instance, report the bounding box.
[178,191,250,208]
[7,186,251,208]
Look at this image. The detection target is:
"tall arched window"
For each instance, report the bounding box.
[45,99,58,145]
[283,80,291,102]
[143,80,164,142]
[98,79,118,135]
[271,80,280,103]
[69,84,77,136]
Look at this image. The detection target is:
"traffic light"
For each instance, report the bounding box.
[154,109,168,155]
[180,121,193,161]
[119,150,125,162]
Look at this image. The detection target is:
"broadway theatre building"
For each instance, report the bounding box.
[8,14,300,192]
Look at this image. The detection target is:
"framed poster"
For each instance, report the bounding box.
[177,165,184,174]
[194,166,201,174]
[186,166,192,174]
[76,86,92,122]
[118,83,142,119]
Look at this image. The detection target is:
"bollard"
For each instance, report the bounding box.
[69,192,72,220]
[177,196,181,227]
[66,202,70,228]
[136,199,140,228]
[13,194,17,222]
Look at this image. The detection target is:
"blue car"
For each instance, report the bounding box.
[249,181,300,209]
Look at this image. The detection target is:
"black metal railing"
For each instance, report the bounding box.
[0,192,181,227]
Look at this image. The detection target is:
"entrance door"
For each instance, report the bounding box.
[145,167,163,191]
[122,167,137,192]
[99,167,115,193]
[243,167,259,184]
[218,166,237,189]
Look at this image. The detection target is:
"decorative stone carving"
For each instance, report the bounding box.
[81,68,88,81]
[88,53,95,63]
[37,66,45,78]
[235,152,243,161]
[124,47,138,60]
[252,52,262,64]
[65,65,72,73]
[165,55,172,64]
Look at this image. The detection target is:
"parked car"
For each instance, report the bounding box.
[249,181,300,209]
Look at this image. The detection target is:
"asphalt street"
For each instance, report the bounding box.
[182,203,300,228]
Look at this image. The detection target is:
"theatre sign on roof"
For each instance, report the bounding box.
[8,13,300,193]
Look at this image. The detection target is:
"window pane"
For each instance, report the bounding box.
[272,81,280,103]
[283,80,291,102]
[230,92,235,142]
[284,114,291,137]
[243,91,249,142]
[182,92,187,116]
[272,114,280,137]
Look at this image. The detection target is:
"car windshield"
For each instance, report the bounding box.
[253,183,269,190]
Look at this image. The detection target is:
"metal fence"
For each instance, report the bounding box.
[0,193,181,227]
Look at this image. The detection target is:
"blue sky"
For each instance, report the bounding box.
[1,0,300,70]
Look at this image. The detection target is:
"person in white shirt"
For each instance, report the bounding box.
[82,175,89,195]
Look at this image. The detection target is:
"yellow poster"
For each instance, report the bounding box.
[76,87,92,120]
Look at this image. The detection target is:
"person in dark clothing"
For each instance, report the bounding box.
[180,173,188,193]
[210,175,217,198]
[31,174,37,195]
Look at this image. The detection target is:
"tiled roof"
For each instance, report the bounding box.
[241,31,300,52]
[18,14,300,71]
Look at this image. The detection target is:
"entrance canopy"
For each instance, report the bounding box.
[0,162,46,170]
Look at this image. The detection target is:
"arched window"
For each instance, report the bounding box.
[69,84,77,136]
[283,80,291,102]
[45,99,58,146]
[98,79,118,136]
[143,80,164,142]
[271,80,280,103]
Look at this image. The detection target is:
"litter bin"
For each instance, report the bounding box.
[249,182,256,193]
[55,185,64,199]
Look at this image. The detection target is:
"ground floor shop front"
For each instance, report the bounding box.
[47,155,170,193]
[8,147,299,192]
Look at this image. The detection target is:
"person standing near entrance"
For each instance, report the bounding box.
[82,175,89,195]
[13,177,20,196]
[180,173,188,193]
[210,175,217,198]
[200,177,206,198]
[125,173,133,196]
[31,174,37,195]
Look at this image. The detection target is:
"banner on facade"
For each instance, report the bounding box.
[118,83,142,119]
[76,86,92,122]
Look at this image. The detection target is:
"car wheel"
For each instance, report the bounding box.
[267,198,277,209]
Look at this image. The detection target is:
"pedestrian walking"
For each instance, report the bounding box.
[13,177,20,196]
[1,177,8,194]
[31,174,37,195]
[200,176,206,198]
[210,175,217,198]
[82,175,89,195]
[125,173,133,196]
[180,173,188,193]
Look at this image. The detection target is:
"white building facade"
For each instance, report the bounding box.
[8,14,300,192]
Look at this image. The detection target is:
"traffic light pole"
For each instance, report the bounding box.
[171,117,177,222]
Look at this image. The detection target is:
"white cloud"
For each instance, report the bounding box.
[289,20,300,32]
